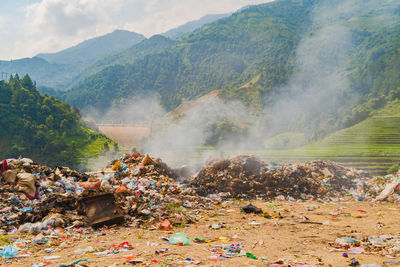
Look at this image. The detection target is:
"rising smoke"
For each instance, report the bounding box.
[141,0,359,166]
[142,94,256,167]
[82,95,166,125]
[257,0,397,143]
[83,0,399,169]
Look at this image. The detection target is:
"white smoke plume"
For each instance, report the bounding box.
[82,0,400,169]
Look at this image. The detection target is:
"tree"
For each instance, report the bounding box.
[21,75,34,90]
[45,115,54,128]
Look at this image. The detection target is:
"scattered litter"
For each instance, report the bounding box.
[74,246,94,255]
[59,259,91,267]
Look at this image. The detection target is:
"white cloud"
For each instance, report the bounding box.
[0,0,271,59]
[0,16,5,33]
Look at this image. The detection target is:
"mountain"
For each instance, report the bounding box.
[65,0,400,142]
[66,0,313,110]
[0,57,77,89]
[162,13,231,39]
[37,30,146,67]
[71,35,177,86]
[0,74,114,168]
[0,30,145,90]
[0,12,240,91]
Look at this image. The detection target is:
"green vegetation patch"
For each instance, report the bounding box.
[0,75,114,169]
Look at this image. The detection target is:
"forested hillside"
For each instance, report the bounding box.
[66,0,312,110]
[65,0,400,142]
[72,35,177,86]
[0,75,113,168]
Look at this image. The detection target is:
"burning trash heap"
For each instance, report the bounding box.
[188,155,370,200]
[0,154,207,233]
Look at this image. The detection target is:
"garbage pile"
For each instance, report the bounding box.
[350,175,400,202]
[2,152,400,235]
[329,234,400,258]
[106,153,208,227]
[188,155,369,200]
[0,154,209,233]
[0,158,84,232]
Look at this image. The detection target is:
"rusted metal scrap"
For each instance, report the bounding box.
[78,193,124,226]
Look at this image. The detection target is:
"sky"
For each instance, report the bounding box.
[0,0,271,60]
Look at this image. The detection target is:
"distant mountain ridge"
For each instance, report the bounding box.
[0,57,77,89]
[0,12,235,90]
[162,13,231,39]
[160,4,257,39]
[0,30,146,89]
[37,29,145,66]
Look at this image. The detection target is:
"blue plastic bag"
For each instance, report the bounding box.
[0,245,18,258]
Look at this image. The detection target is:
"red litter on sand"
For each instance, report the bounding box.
[111,242,133,249]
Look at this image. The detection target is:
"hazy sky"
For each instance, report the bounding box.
[0,0,272,60]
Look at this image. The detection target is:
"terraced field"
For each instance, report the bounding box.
[258,116,400,175]
[120,117,400,175]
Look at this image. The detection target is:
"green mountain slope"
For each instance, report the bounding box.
[0,75,114,168]
[66,0,313,110]
[72,35,177,85]
[65,0,400,142]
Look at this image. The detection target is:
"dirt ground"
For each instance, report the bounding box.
[4,200,400,266]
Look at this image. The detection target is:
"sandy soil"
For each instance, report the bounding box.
[4,200,400,266]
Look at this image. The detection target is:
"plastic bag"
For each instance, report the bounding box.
[169,233,190,245]
[0,245,18,258]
